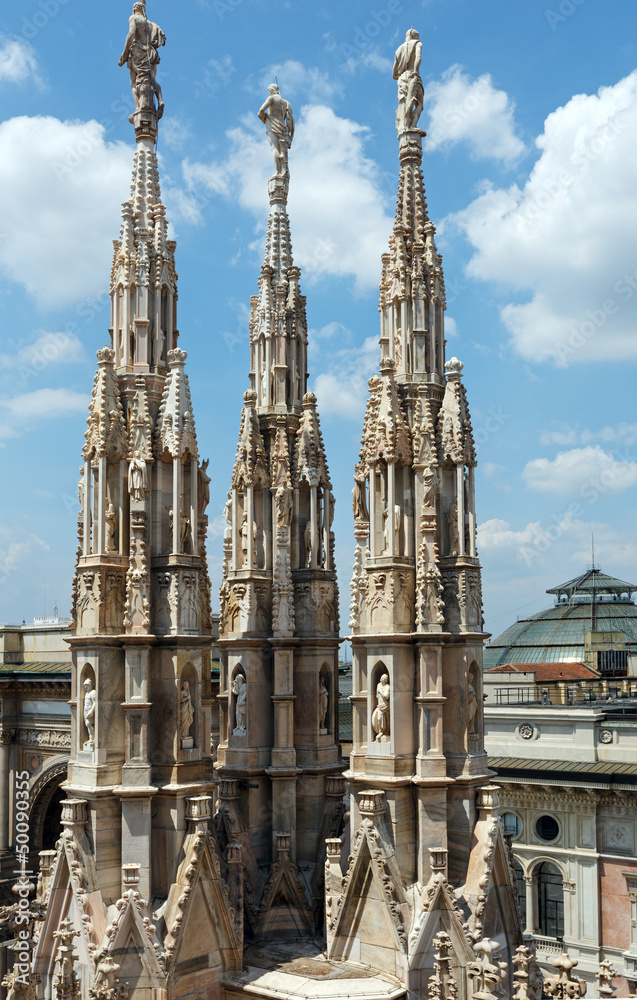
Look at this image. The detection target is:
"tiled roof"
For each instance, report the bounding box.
[0,662,71,675]
[485,662,598,682]
[490,755,637,780]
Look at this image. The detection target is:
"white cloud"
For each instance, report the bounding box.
[478,513,637,634]
[424,65,525,164]
[522,445,637,497]
[540,422,637,447]
[312,334,379,420]
[180,103,392,291]
[445,316,458,338]
[257,60,343,104]
[0,527,49,586]
[195,55,235,97]
[1,388,89,421]
[0,116,132,308]
[0,332,84,373]
[450,70,637,364]
[0,38,40,86]
[161,117,192,150]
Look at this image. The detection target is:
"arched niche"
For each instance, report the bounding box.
[370,660,391,744]
[178,661,198,750]
[319,663,332,734]
[467,660,480,743]
[28,758,69,853]
[79,663,96,752]
[229,664,247,740]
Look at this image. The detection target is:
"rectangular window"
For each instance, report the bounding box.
[597,650,627,676]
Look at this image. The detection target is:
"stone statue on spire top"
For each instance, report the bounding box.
[119,2,166,124]
[393,28,424,134]
[258,84,295,179]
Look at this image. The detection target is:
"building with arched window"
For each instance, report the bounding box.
[484,567,637,994]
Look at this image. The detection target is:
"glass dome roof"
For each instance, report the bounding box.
[484,567,637,669]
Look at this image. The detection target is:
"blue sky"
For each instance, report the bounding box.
[1,0,637,643]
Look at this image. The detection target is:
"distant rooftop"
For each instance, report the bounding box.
[548,567,637,602]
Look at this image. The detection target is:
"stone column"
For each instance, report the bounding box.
[246,485,254,570]
[0,731,13,852]
[190,461,198,556]
[369,467,377,558]
[232,489,239,570]
[310,486,318,568]
[172,456,181,553]
[467,466,477,557]
[456,464,465,557]
[83,459,92,556]
[524,875,536,936]
[387,462,396,556]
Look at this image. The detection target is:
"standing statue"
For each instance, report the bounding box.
[304,519,312,568]
[83,677,96,749]
[422,465,438,510]
[198,459,211,519]
[319,676,329,729]
[179,680,194,739]
[223,492,232,539]
[105,502,117,553]
[372,673,391,741]
[78,467,85,507]
[258,84,295,179]
[352,467,369,521]
[393,28,424,133]
[118,2,166,122]
[467,667,478,737]
[128,450,149,500]
[448,499,459,556]
[233,674,247,734]
[240,512,257,566]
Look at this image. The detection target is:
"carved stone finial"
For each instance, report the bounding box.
[167,348,188,365]
[53,919,80,1000]
[358,789,386,816]
[258,83,295,183]
[543,954,587,999]
[428,931,459,1000]
[445,356,464,380]
[118,2,166,140]
[595,959,616,998]
[96,347,116,365]
[393,28,424,135]
[121,863,140,888]
[467,939,507,1000]
[243,388,258,406]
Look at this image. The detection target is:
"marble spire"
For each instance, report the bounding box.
[36,10,220,996]
[327,27,522,985]
[216,84,343,941]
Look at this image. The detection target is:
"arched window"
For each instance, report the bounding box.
[537,862,564,939]
[512,859,526,925]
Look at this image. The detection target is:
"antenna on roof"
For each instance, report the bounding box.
[592,533,595,571]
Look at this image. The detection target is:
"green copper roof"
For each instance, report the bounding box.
[547,567,637,599]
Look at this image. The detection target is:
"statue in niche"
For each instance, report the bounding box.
[118,1,166,122]
[448,499,459,556]
[240,512,257,566]
[467,667,478,737]
[372,673,391,742]
[258,83,295,178]
[304,519,312,568]
[179,680,194,740]
[128,450,149,500]
[319,676,329,730]
[393,28,424,133]
[422,465,438,510]
[352,468,369,521]
[275,486,293,529]
[180,510,193,553]
[78,467,85,507]
[105,502,117,553]
[198,459,211,519]
[382,504,402,552]
[223,492,232,539]
[83,677,96,750]
[260,362,267,404]
[233,674,247,734]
